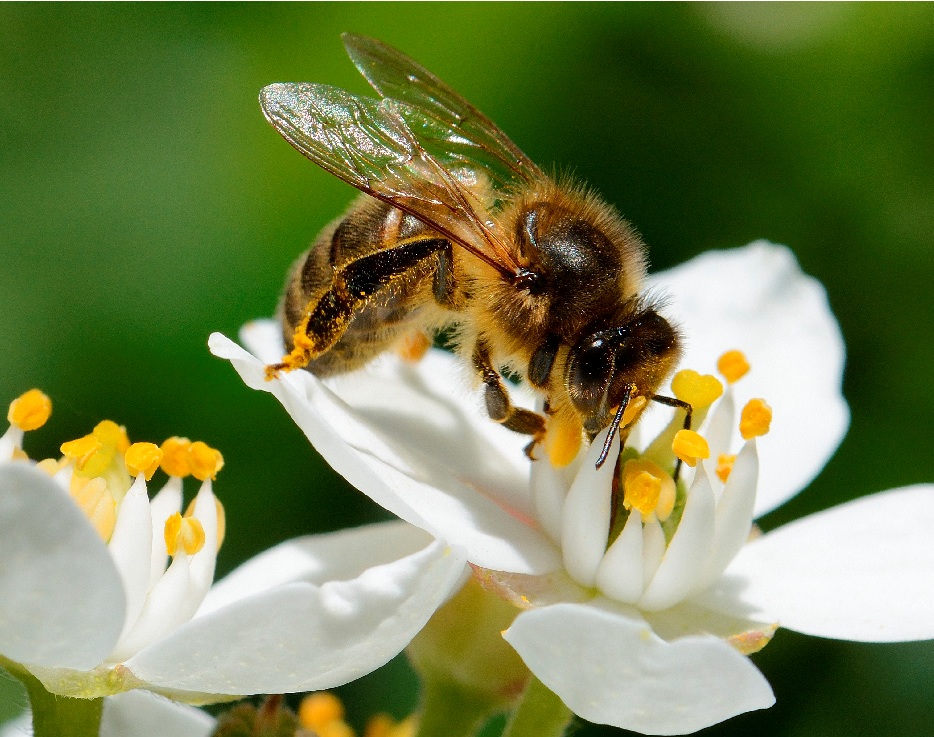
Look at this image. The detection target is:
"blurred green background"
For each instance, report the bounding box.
[1,3,932,736]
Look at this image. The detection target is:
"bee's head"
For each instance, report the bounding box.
[565,308,681,435]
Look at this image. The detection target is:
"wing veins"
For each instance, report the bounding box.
[262,82,521,277]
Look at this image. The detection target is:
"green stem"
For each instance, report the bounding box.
[501,676,573,737]
[2,661,103,737]
[415,675,501,737]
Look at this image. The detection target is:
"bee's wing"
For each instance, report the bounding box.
[261,82,520,275]
[342,34,543,192]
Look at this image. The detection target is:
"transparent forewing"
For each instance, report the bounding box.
[261,82,519,275]
[342,33,542,192]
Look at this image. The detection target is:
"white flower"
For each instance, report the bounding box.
[0,395,465,704]
[0,691,215,737]
[211,242,934,734]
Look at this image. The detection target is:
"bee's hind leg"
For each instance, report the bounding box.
[472,340,546,458]
[265,238,449,380]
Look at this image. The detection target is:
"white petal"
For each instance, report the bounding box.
[503,602,774,735]
[704,386,735,469]
[0,427,23,463]
[640,467,716,611]
[703,484,934,642]
[198,521,436,615]
[561,429,617,587]
[644,599,776,655]
[595,506,644,603]
[649,242,848,516]
[110,553,194,662]
[0,463,125,669]
[209,332,559,574]
[0,713,29,737]
[124,540,467,695]
[108,476,154,639]
[100,691,214,737]
[700,439,759,589]
[148,478,182,589]
[243,320,535,514]
[237,319,289,363]
[530,458,567,544]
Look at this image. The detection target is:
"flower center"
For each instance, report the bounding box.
[542,350,775,611]
[3,389,226,547]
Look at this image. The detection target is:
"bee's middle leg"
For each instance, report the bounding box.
[472,341,546,459]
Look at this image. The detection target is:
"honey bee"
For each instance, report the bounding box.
[262,34,690,468]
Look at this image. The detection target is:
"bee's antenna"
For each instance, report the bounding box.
[595,383,635,469]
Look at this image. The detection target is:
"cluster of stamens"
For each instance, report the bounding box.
[620,348,771,520]
[536,350,773,610]
[3,389,225,562]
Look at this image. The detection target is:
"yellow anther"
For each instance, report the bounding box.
[184,495,226,551]
[188,441,224,481]
[125,442,163,480]
[61,434,103,471]
[740,398,772,440]
[716,454,737,483]
[10,448,28,462]
[620,394,648,428]
[366,715,395,737]
[37,457,67,476]
[672,429,710,467]
[622,458,676,521]
[160,436,192,477]
[671,370,723,409]
[366,715,417,737]
[717,350,750,384]
[320,722,356,737]
[164,512,206,556]
[93,420,131,454]
[70,476,117,541]
[299,693,346,733]
[72,420,130,478]
[8,389,52,431]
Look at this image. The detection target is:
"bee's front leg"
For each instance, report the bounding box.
[472,340,546,459]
